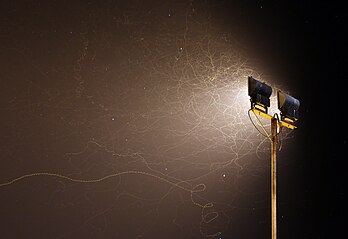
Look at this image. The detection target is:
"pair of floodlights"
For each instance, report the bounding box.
[248,76,300,128]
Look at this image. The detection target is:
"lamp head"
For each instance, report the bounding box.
[277,91,300,122]
[248,76,272,113]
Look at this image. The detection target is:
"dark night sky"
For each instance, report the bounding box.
[0,1,346,238]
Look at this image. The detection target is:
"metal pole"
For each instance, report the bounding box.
[271,117,278,239]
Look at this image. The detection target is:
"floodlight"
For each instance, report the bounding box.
[246,77,299,239]
[277,91,300,122]
[248,76,272,113]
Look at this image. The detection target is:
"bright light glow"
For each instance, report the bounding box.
[0,3,297,238]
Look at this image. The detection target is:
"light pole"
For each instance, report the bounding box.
[271,116,277,239]
[248,76,300,239]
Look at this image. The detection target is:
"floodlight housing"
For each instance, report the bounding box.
[277,91,300,122]
[248,76,272,113]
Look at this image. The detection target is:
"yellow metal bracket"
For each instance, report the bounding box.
[251,108,272,120]
[279,119,297,130]
[251,108,297,130]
